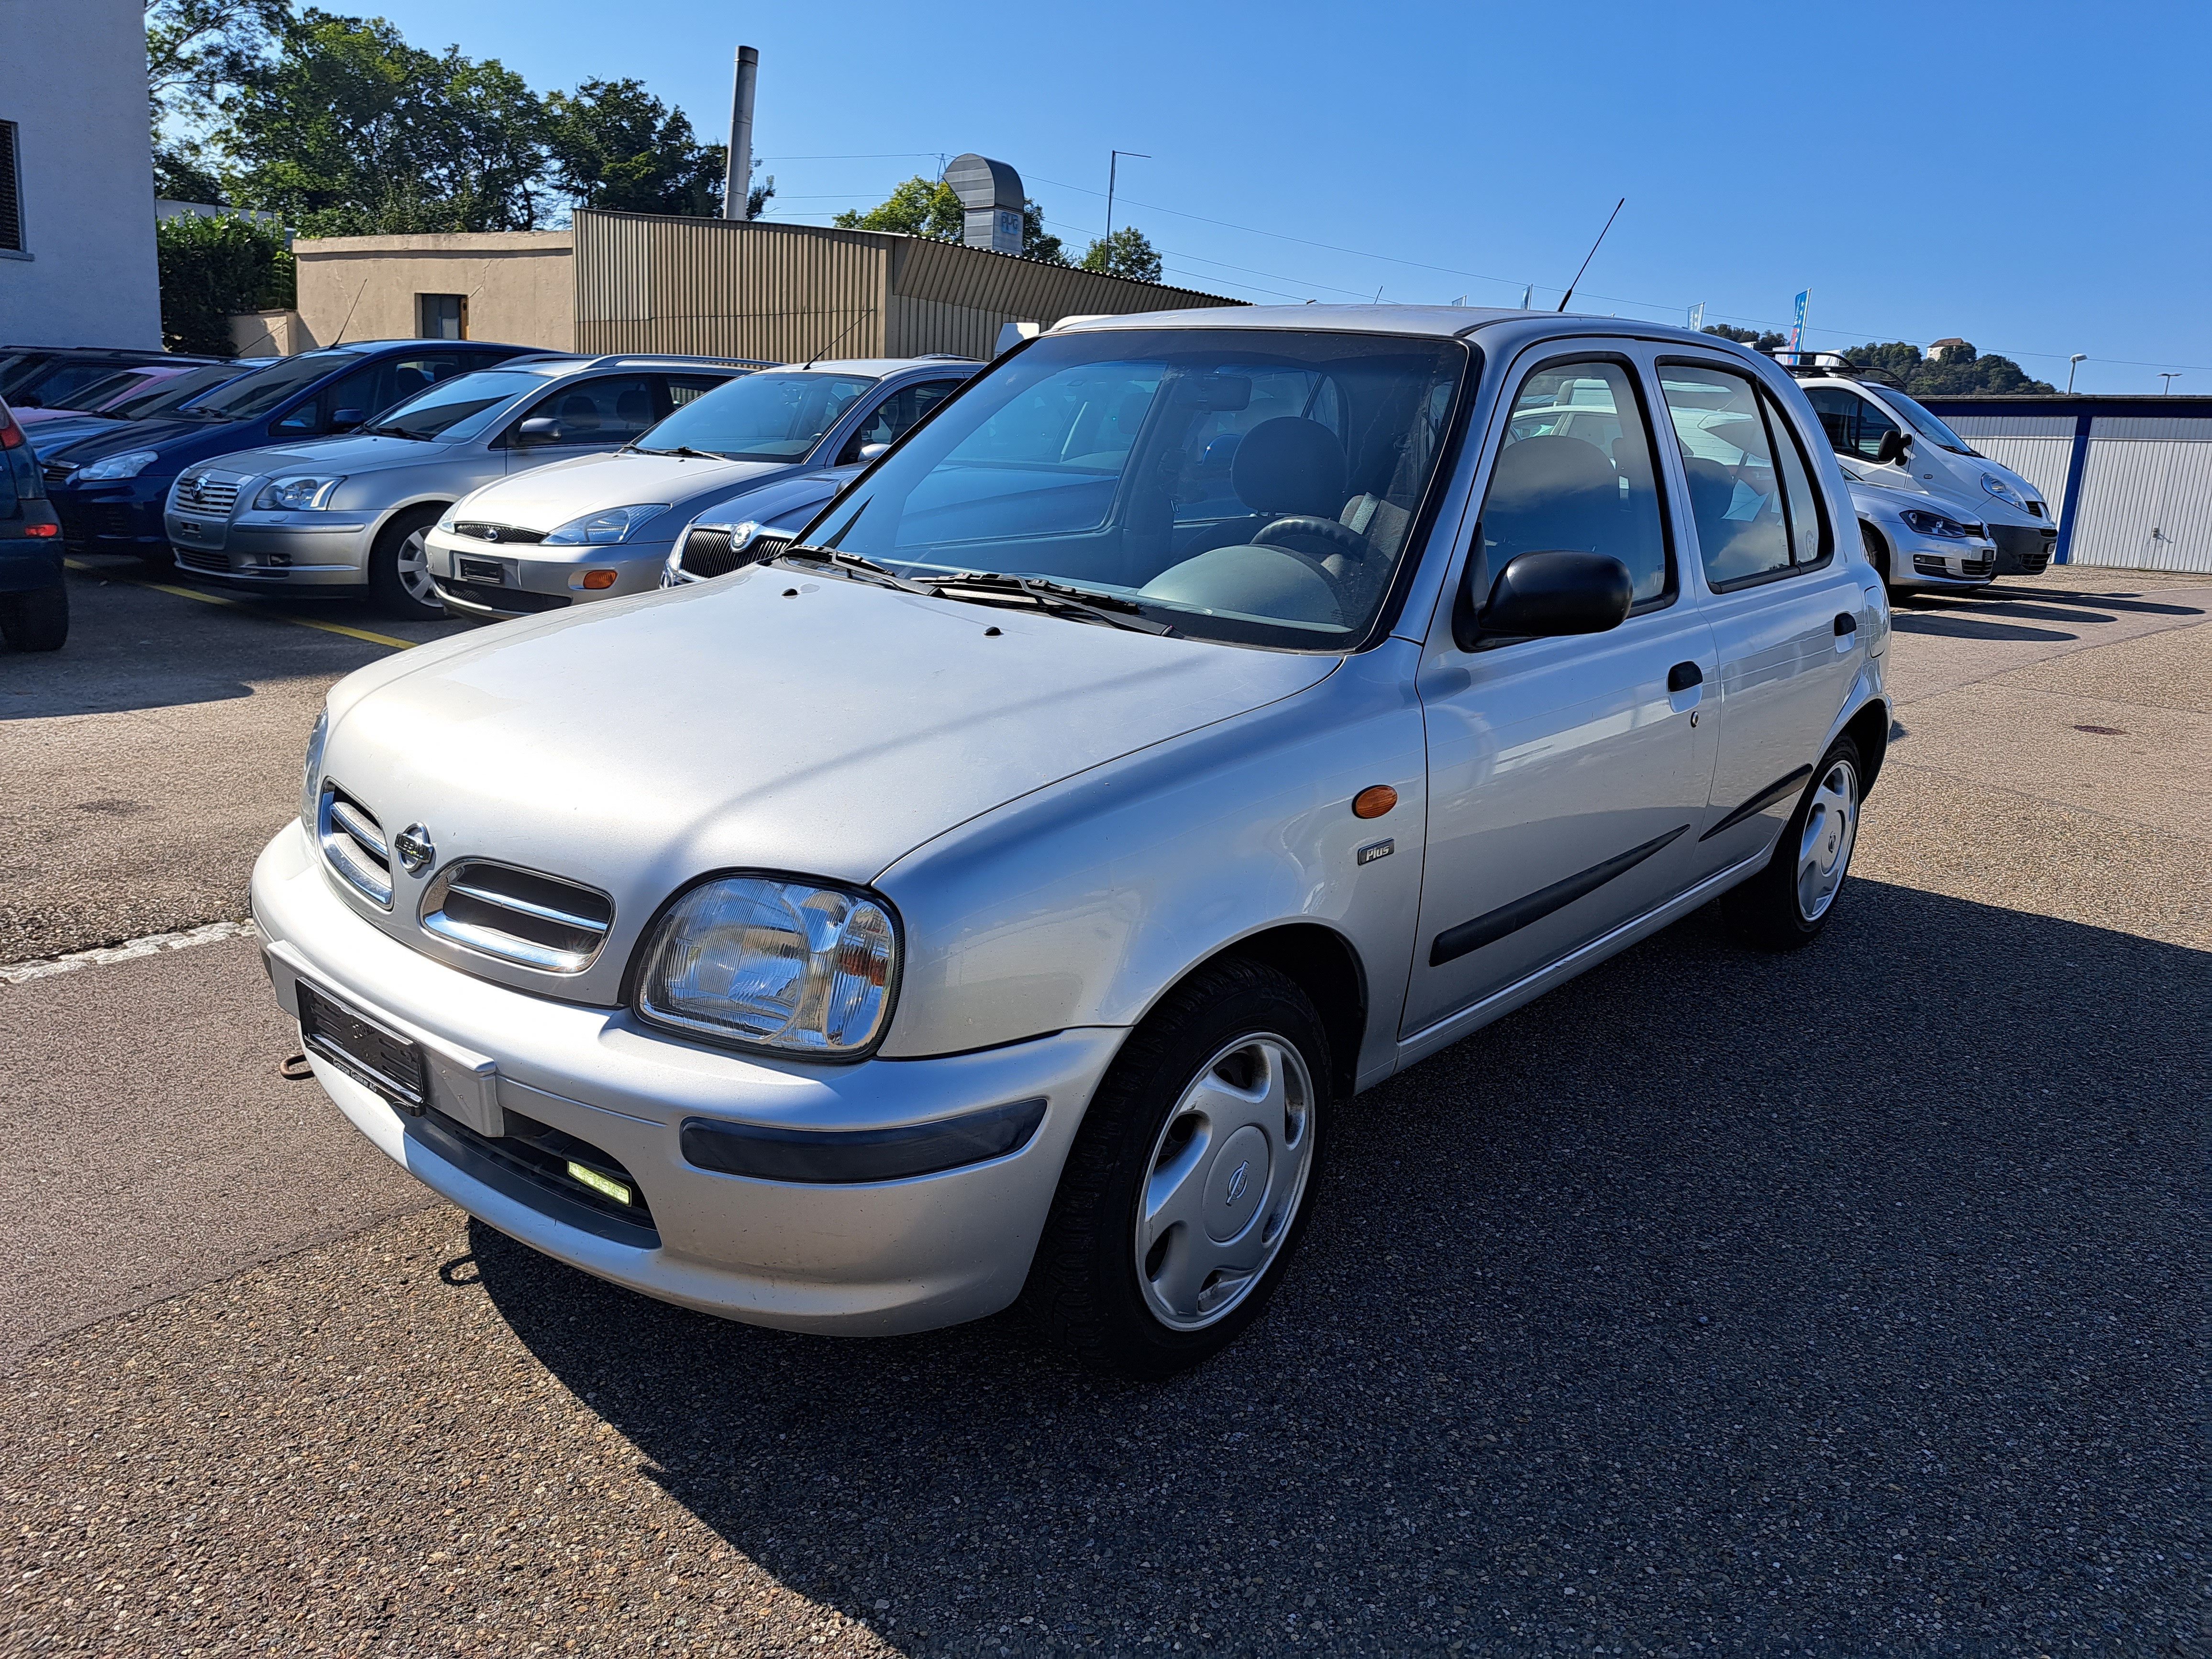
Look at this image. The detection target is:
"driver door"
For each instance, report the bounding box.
[1403,345,1718,1038]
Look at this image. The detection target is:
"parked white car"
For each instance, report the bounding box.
[424,358,979,619]
[1790,365,2056,582]
[254,307,1890,1376]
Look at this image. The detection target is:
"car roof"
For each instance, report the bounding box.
[769,357,984,377]
[1057,304,1755,354]
[492,354,779,377]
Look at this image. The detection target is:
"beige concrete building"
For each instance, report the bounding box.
[274,212,1235,359]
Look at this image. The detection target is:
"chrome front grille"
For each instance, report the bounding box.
[451,521,545,544]
[420,860,612,973]
[174,475,240,514]
[318,785,394,907]
[175,546,229,573]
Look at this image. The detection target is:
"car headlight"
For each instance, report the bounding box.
[75,448,161,481]
[1900,509,1972,539]
[543,504,671,545]
[1980,473,2024,509]
[255,475,346,511]
[637,875,900,1058]
[299,708,329,831]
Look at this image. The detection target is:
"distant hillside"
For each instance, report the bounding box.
[1701,326,2056,395]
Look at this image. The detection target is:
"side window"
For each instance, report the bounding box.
[664,373,730,410]
[1477,358,1671,606]
[1802,385,1902,465]
[513,374,660,446]
[1658,363,1826,588]
[840,378,966,461]
[273,354,467,436]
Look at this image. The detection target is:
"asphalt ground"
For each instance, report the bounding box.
[1,556,2207,1656]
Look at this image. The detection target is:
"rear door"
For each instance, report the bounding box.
[1404,344,1718,1036]
[1655,357,1868,878]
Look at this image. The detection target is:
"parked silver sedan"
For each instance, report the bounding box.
[162,355,763,617]
[254,307,1890,1376]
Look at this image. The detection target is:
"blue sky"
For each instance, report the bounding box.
[354,0,2207,394]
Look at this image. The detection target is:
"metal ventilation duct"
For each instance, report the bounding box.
[945,154,1024,254]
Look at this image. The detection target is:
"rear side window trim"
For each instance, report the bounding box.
[1654,354,1836,594]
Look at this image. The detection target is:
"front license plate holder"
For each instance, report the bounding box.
[298,979,428,1115]
[457,556,506,584]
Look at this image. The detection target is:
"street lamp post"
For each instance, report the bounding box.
[1105,150,1150,242]
[2159,373,2182,395]
[2067,354,2086,394]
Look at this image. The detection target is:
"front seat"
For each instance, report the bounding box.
[557,394,602,436]
[614,387,655,434]
[1482,433,1619,564]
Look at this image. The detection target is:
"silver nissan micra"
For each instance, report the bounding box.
[252,307,1891,1377]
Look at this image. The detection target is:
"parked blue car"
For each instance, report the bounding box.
[40,339,533,567]
[0,394,66,652]
[10,359,276,463]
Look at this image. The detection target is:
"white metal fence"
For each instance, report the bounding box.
[1945,412,2212,574]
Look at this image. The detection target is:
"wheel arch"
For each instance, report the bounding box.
[1845,697,1891,796]
[1859,518,1890,579]
[1198,921,1368,1103]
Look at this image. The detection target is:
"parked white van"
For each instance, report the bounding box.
[1788,362,2056,584]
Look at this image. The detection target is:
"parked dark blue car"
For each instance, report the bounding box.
[0,394,67,652]
[40,339,532,565]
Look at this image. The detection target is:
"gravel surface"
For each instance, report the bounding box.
[1,564,2206,1656]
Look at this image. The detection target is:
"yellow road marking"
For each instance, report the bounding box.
[65,559,418,650]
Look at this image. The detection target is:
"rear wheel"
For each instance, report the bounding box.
[1023,959,1329,1378]
[1723,734,1860,951]
[366,507,446,620]
[0,585,68,652]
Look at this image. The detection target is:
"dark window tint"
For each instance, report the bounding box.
[512,374,661,445]
[0,121,21,252]
[1660,363,1825,588]
[272,353,471,436]
[840,378,967,461]
[1802,385,1902,465]
[187,353,357,421]
[418,294,467,340]
[1480,359,1671,605]
[664,373,733,409]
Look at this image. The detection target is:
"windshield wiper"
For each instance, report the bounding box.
[629,444,725,460]
[925,572,1178,636]
[776,544,938,595]
[366,424,429,440]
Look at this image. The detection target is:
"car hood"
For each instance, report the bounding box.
[446,451,794,534]
[199,432,467,477]
[319,572,1338,1003]
[690,467,854,533]
[42,415,221,464]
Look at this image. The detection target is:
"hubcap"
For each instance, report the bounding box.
[1795,757,1858,922]
[398,529,435,603]
[1135,1032,1315,1332]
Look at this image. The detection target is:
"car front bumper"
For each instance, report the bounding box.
[1989,521,2058,576]
[249,819,1120,1335]
[425,527,674,619]
[165,506,378,587]
[50,482,167,554]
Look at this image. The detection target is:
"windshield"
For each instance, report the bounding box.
[363,368,547,440]
[50,369,155,412]
[1877,389,1980,455]
[801,329,1470,651]
[639,371,875,461]
[181,352,354,420]
[112,362,268,420]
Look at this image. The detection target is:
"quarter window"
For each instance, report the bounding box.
[1659,364,1828,588]
[1479,358,1671,606]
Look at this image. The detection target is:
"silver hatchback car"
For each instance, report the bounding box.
[254,307,1890,1376]
[162,355,762,617]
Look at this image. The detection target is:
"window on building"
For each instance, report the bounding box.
[0,121,23,253]
[418,294,468,340]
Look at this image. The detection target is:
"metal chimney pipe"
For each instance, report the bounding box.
[723,46,758,220]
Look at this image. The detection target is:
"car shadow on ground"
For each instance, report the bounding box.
[474,881,2205,1657]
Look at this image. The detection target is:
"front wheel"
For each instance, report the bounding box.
[0,585,68,652]
[1023,959,1329,1378]
[1723,734,1861,951]
[366,507,447,620]
[1860,522,1893,592]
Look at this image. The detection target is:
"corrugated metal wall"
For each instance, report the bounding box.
[572,210,1239,366]
[2070,420,2212,572]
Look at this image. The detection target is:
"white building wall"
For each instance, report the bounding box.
[0,0,162,348]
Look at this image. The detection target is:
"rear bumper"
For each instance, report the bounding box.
[1989,522,2057,575]
[0,539,66,593]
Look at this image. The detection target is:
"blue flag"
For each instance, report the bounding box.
[1789,291,1809,353]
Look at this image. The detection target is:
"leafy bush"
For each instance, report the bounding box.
[156,213,296,357]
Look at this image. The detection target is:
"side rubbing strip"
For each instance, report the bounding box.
[1429,825,1690,966]
[1699,765,1814,842]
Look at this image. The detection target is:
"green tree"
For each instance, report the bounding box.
[155,212,296,355]
[1842,339,2054,396]
[835,176,1067,261]
[542,77,727,217]
[214,10,548,235]
[1703,323,1789,350]
[144,0,288,203]
[1080,226,1161,283]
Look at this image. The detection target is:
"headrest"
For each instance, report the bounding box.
[558,394,601,428]
[1485,434,1616,514]
[1231,417,1348,518]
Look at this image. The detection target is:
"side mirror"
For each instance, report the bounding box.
[1454,550,1633,651]
[329,408,365,432]
[1875,429,1910,467]
[855,442,890,462]
[515,417,563,445]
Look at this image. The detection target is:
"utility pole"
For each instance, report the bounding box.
[723,46,758,220]
[2067,354,2086,394]
[1105,150,1149,241]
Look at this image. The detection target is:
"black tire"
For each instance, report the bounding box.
[0,585,68,652]
[365,506,447,620]
[1723,733,1862,951]
[1022,958,1330,1379]
[1860,521,1892,592]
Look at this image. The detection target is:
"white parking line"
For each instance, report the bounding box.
[0,919,260,986]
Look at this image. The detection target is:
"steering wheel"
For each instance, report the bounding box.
[1252,514,1368,559]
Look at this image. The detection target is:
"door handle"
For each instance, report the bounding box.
[1833,612,1858,636]
[1667,661,1703,692]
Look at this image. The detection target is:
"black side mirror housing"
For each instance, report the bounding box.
[1455,550,1634,651]
[1875,429,1910,466]
[329,408,365,432]
[515,417,562,444]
